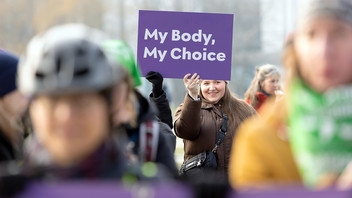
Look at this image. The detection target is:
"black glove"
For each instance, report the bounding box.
[146,71,164,98]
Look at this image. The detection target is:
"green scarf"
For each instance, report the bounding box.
[288,78,352,187]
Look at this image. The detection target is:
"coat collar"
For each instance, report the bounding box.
[201,100,223,117]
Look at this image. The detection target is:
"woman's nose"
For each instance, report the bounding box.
[209,84,216,90]
[273,82,279,89]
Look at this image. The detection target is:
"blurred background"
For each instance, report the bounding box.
[0,0,304,166]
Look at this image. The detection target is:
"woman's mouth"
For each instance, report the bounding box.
[208,92,218,96]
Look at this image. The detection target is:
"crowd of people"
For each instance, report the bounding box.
[1,0,352,197]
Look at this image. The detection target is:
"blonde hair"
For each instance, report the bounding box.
[244,64,281,108]
[282,39,298,89]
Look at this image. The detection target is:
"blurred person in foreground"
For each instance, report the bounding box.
[102,40,177,174]
[18,24,128,177]
[0,51,28,162]
[244,64,283,113]
[0,24,170,196]
[229,0,352,190]
[174,73,256,177]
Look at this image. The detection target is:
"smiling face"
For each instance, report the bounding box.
[200,80,226,104]
[29,92,110,167]
[294,17,352,92]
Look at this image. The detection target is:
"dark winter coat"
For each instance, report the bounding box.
[0,136,134,196]
[126,91,177,174]
[149,91,173,130]
[0,130,14,162]
[174,94,256,174]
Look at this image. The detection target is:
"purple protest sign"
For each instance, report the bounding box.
[15,181,352,198]
[137,10,234,80]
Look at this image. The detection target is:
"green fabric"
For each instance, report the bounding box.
[288,78,352,187]
[102,40,142,87]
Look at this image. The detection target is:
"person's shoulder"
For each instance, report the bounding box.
[158,121,175,138]
[237,99,286,140]
[237,116,266,138]
[259,96,287,120]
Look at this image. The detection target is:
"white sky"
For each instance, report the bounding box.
[261,0,304,52]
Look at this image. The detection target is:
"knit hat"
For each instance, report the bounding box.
[102,40,142,87]
[297,0,352,28]
[0,51,18,98]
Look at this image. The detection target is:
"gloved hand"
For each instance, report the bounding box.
[146,71,164,98]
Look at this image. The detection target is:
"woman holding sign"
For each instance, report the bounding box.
[174,73,256,176]
[229,0,352,190]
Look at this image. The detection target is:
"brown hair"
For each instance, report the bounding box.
[200,83,256,130]
[222,85,256,128]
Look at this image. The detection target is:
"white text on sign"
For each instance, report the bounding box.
[143,28,225,62]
